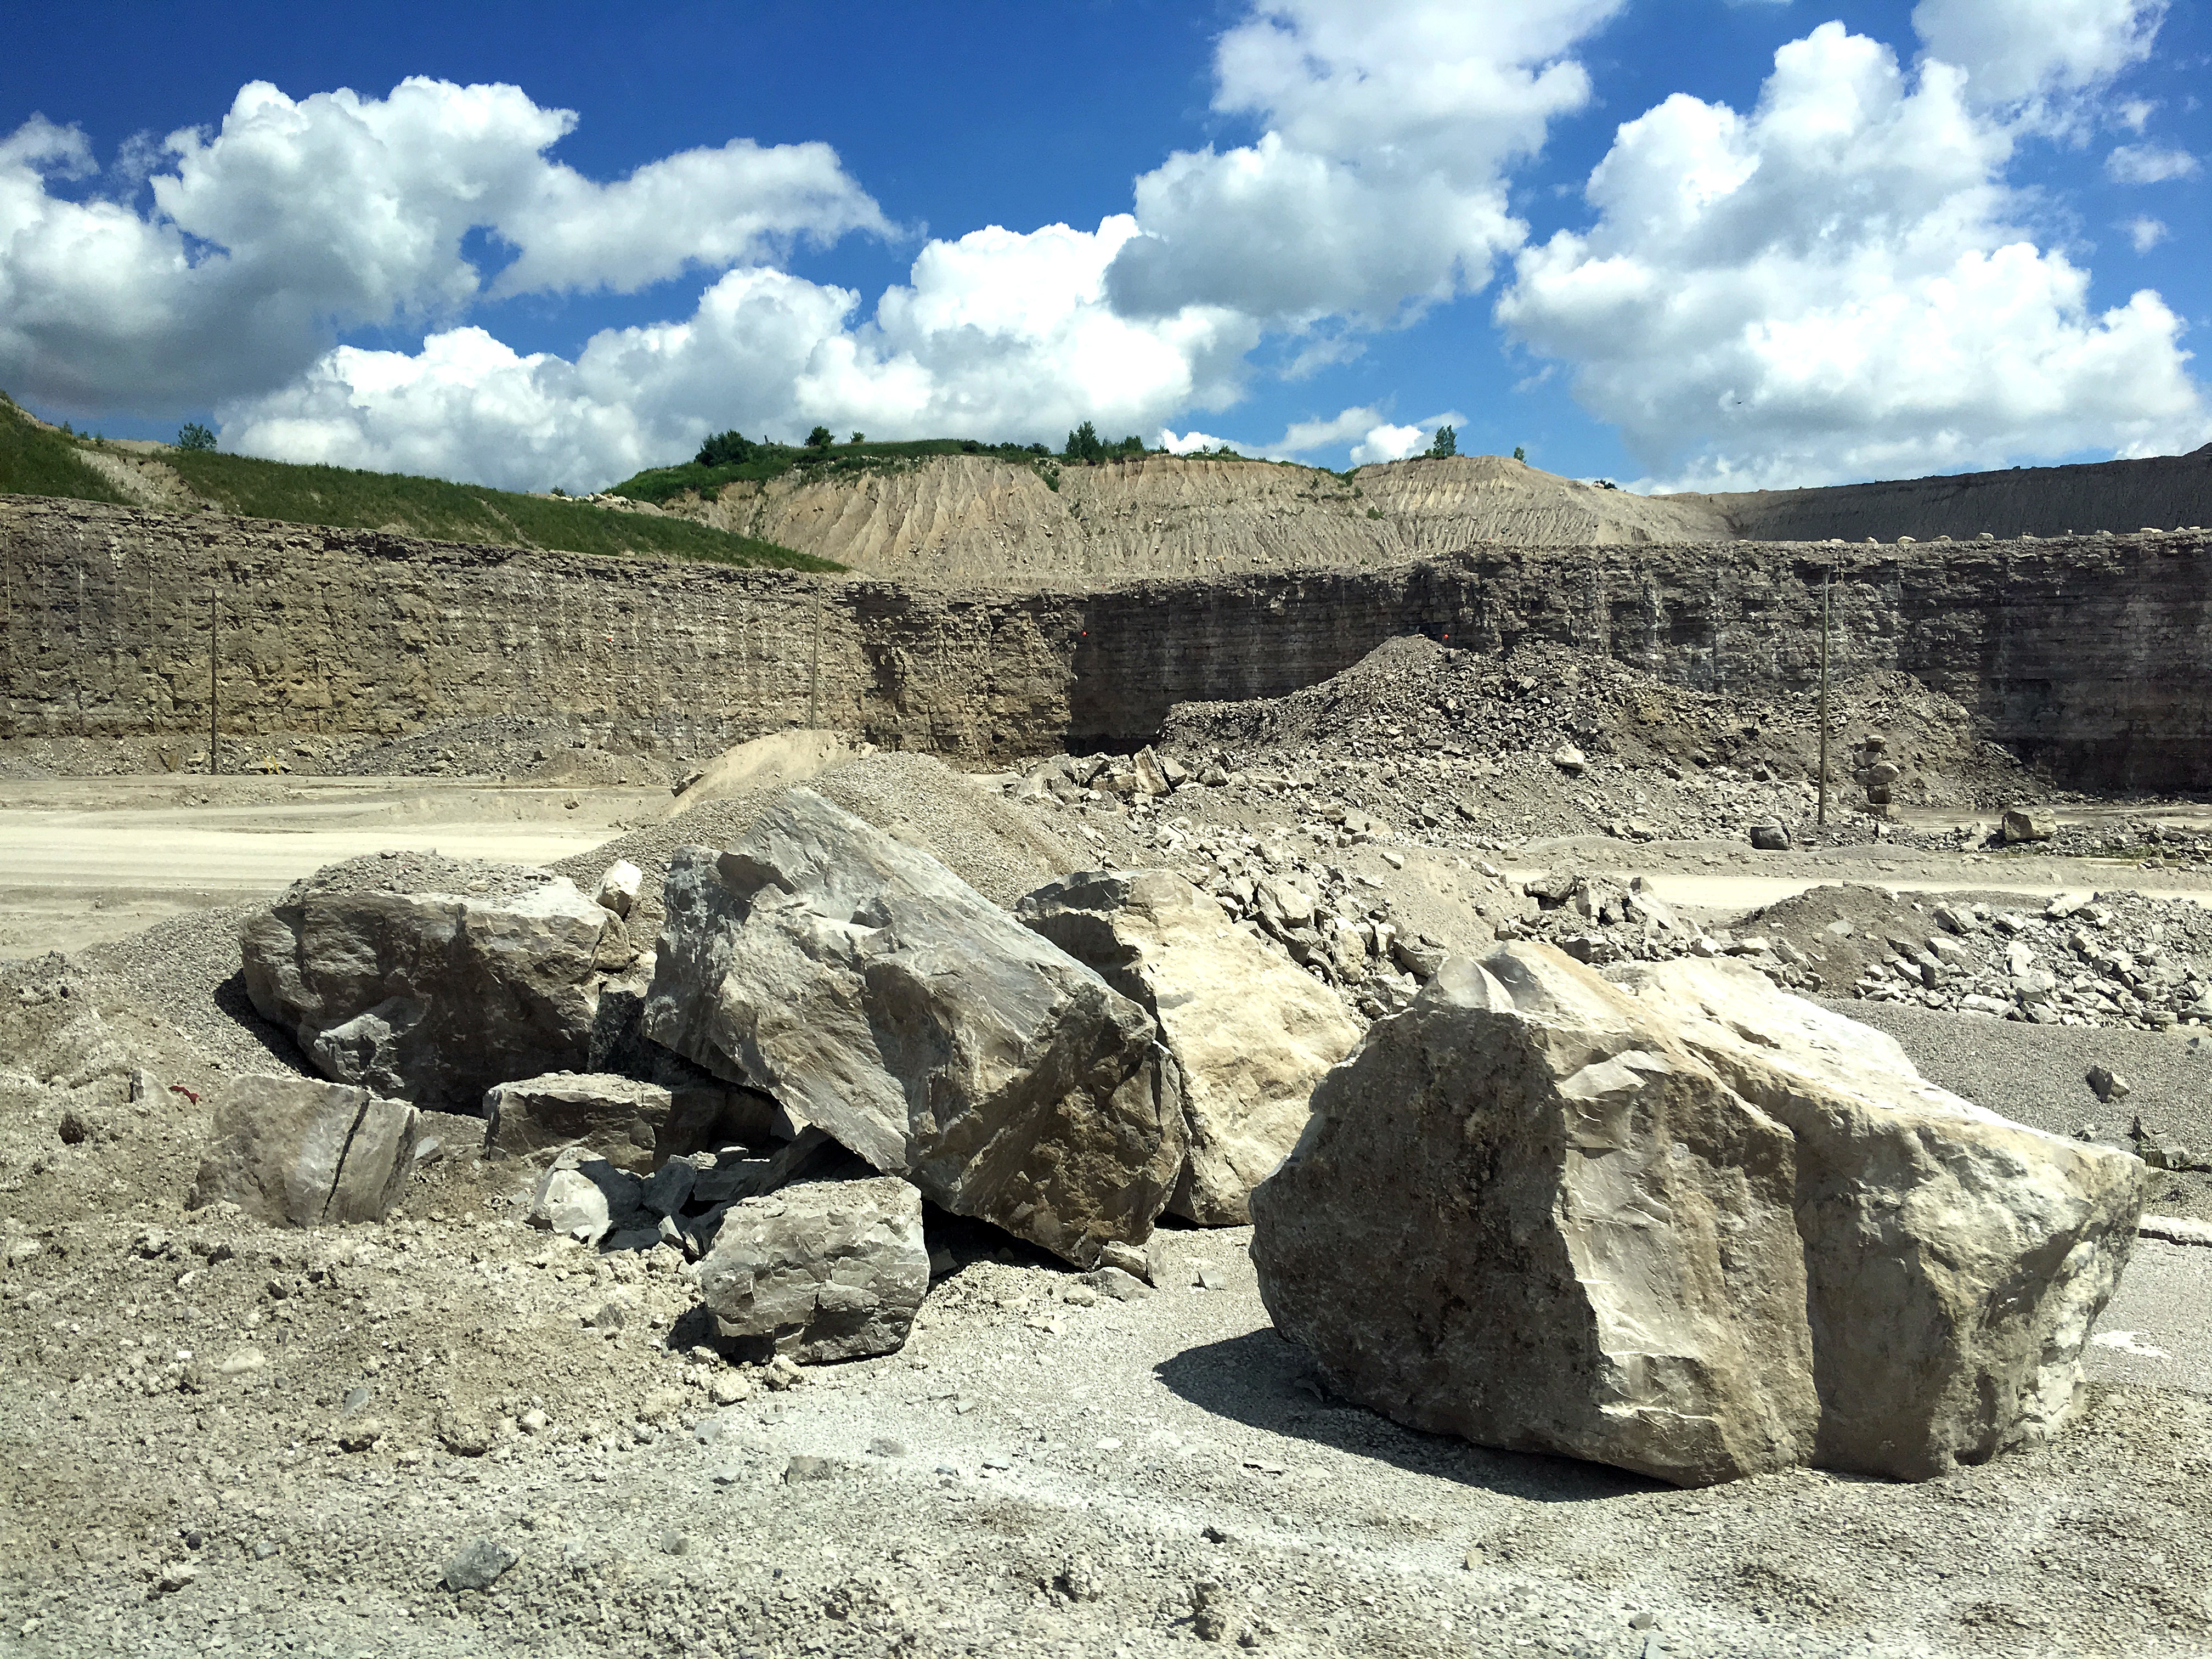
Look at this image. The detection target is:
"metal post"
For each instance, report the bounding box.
[208,567,219,776]
[1816,567,1831,827]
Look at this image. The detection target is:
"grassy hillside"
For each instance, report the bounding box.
[0,397,836,573]
[608,435,1059,505]
[161,449,837,570]
[0,394,132,504]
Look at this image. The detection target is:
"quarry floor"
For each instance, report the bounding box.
[7,772,2212,960]
[3,770,2211,1657]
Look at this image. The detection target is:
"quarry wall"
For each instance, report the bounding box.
[1707,444,2212,546]
[7,495,2212,792]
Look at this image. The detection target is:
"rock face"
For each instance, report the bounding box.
[1617,957,2145,1479]
[642,791,1185,1267]
[189,1074,418,1226]
[1251,944,2145,1486]
[483,1071,766,1173]
[696,1176,929,1362]
[241,875,635,1112]
[1251,945,1819,1487]
[1015,868,1362,1224]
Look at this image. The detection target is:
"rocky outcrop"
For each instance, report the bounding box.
[1015,868,1362,1224]
[241,873,636,1113]
[189,1074,418,1226]
[1250,943,2143,1486]
[696,1175,929,1362]
[642,791,1186,1267]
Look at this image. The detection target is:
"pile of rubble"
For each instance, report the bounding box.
[198,789,1363,1368]
[1158,637,2049,831]
[76,744,2153,1497]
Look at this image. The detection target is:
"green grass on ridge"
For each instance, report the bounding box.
[0,395,132,504]
[0,397,834,573]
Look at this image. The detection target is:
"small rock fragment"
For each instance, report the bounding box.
[442,1537,520,1592]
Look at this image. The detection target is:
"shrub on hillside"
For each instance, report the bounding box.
[177,422,217,453]
[695,430,758,468]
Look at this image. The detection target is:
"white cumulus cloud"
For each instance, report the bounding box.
[2125,215,2170,252]
[1106,0,1623,327]
[222,219,1259,491]
[2106,143,2201,183]
[1911,0,2164,119]
[0,77,887,415]
[1497,19,2205,489]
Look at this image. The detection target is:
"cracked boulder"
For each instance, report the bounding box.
[697,1175,929,1362]
[1016,868,1362,1224]
[241,868,637,1112]
[642,791,1185,1267]
[189,1074,418,1226]
[1251,943,2145,1487]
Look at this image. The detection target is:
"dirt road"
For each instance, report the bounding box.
[0,776,662,956]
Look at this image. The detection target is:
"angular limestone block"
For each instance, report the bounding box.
[1017,868,1362,1224]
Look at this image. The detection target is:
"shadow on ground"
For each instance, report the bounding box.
[1154,1328,1660,1504]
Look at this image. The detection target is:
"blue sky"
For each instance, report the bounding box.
[3,0,2206,492]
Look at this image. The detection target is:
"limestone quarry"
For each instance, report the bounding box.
[4,445,2212,1659]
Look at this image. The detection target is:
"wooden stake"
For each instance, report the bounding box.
[1816,567,1831,827]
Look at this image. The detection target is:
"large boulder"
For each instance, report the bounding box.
[1616,957,2144,1479]
[189,1074,418,1226]
[1015,869,1362,1224]
[642,791,1185,1267]
[1250,944,2145,1486]
[696,1175,929,1362]
[241,867,636,1112]
[1251,944,1818,1487]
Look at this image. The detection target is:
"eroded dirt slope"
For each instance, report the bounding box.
[662,453,1734,580]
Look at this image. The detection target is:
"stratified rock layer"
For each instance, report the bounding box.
[1016,868,1362,1224]
[1250,944,2144,1485]
[643,791,1185,1266]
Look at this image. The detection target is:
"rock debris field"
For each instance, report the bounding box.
[3,635,2211,1659]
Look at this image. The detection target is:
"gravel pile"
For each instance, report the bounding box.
[74,905,304,1077]
[554,752,1085,940]
[1741,884,2212,1032]
[1164,636,2042,807]
[274,851,554,904]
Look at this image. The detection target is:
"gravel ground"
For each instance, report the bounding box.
[74,906,306,1079]
[1833,998,2212,1219]
[2,1180,2207,1659]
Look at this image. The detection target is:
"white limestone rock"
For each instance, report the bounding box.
[1251,944,1819,1487]
[242,873,634,1112]
[1016,868,1363,1224]
[189,1074,418,1227]
[1251,944,2146,1486]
